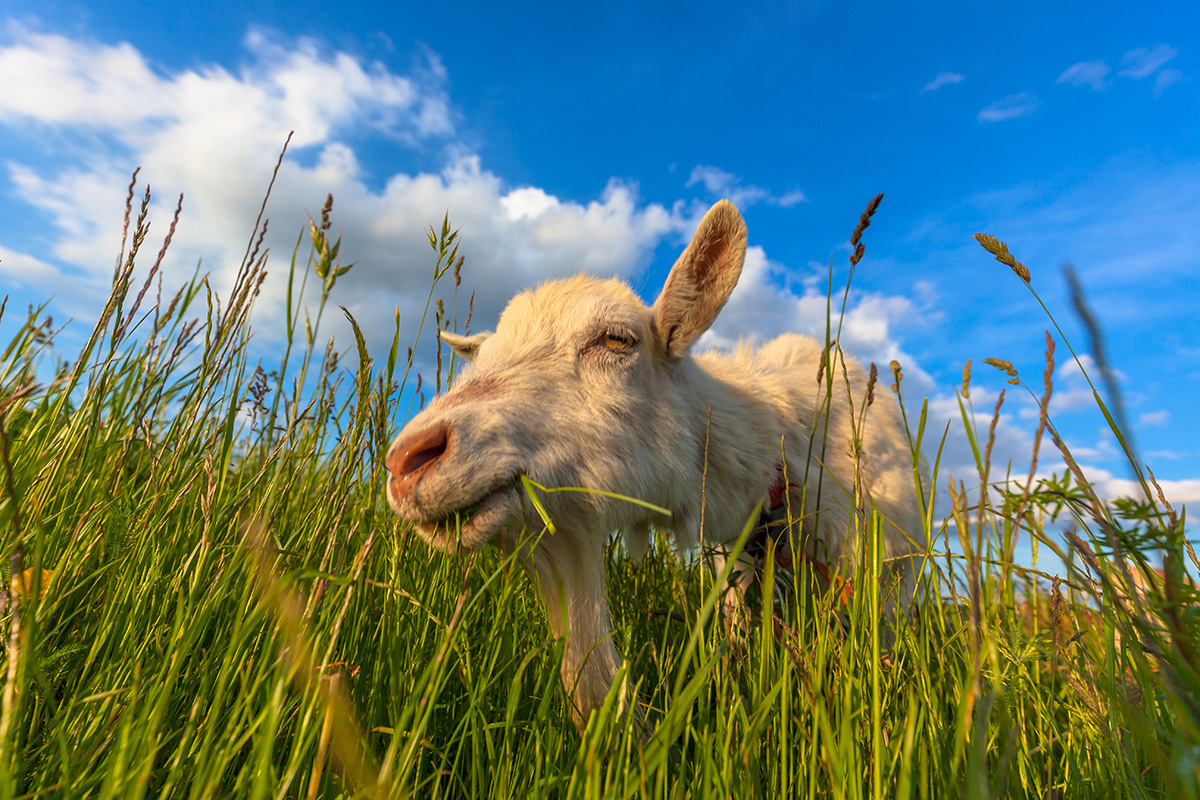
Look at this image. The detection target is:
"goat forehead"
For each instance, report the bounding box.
[496,275,647,343]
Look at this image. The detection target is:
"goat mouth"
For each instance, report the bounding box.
[418,481,519,548]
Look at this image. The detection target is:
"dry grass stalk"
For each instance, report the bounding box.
[307,672,340,800]
[116,167,141,277]
[242,515,386,799]
[114,192,183,345]
[237,131,293,275]
[983,390,1005,489]
[1004,332,1056,562]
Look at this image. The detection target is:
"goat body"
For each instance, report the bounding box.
[386,200,925,729]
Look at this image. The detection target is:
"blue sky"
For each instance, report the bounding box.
[0,1,1198,530]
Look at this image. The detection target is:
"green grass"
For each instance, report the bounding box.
[0,173,1197,799]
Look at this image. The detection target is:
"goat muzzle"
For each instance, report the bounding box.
[387,424,450,500]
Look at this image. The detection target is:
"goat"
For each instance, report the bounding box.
[385,199,926,730]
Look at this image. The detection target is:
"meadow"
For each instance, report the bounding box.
[0,165,1196,799]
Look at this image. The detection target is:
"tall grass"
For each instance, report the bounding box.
[0,168,1196,799]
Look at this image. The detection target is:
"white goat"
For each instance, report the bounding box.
[385,200,925,730]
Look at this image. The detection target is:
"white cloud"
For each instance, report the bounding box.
[1055,353,1129,386]
[1119,45,1178,80]
[1140,410,1170,427]
[978,93,1038,123]
[698,246,937,393]
[0,25,453,144]
[0,29,169,125]
[916,386,1045,509]
[921,72,965,93]
[500,186,559,221]
[687,165,806,209]
[1112,45,1183,98]
[1086,465,1200,506]
[1050,387,1098,414]
[1154,68,1183,97]
[0,244,70,288]
[0,27,690,354]
[1057,61,1110,90]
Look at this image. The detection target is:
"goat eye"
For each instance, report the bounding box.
[603,331,633,350]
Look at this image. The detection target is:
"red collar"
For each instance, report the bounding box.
[767,462,800,510]
[753,463,852,604]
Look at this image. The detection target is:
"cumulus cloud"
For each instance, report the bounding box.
[978,93,1038,122]
[0,26,695,354]
[686,165,806,209]
[0,25,928,386]
[1087,466,1200,506]
[1057,61,1110,90]
[0,24,464,327]
[921,72,965,93]
[1119,45,1178,79]
[698,246,937,393]
[1042,355,1123,414]
[0,26,453,143]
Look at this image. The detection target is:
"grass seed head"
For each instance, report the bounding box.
[973,232,1032,284]
[982,357,1019,381]
[849,242,866,267]
[850,193,884,247]
[320,192,334,233]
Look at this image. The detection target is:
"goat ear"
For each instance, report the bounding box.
[440,330,491,362]
[650,199,747,359]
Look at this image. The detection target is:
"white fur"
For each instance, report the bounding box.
[385,200,926,730]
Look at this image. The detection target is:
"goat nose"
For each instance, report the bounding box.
[387,425,449,499]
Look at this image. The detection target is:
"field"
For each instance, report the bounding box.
[0,174,1197,799]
